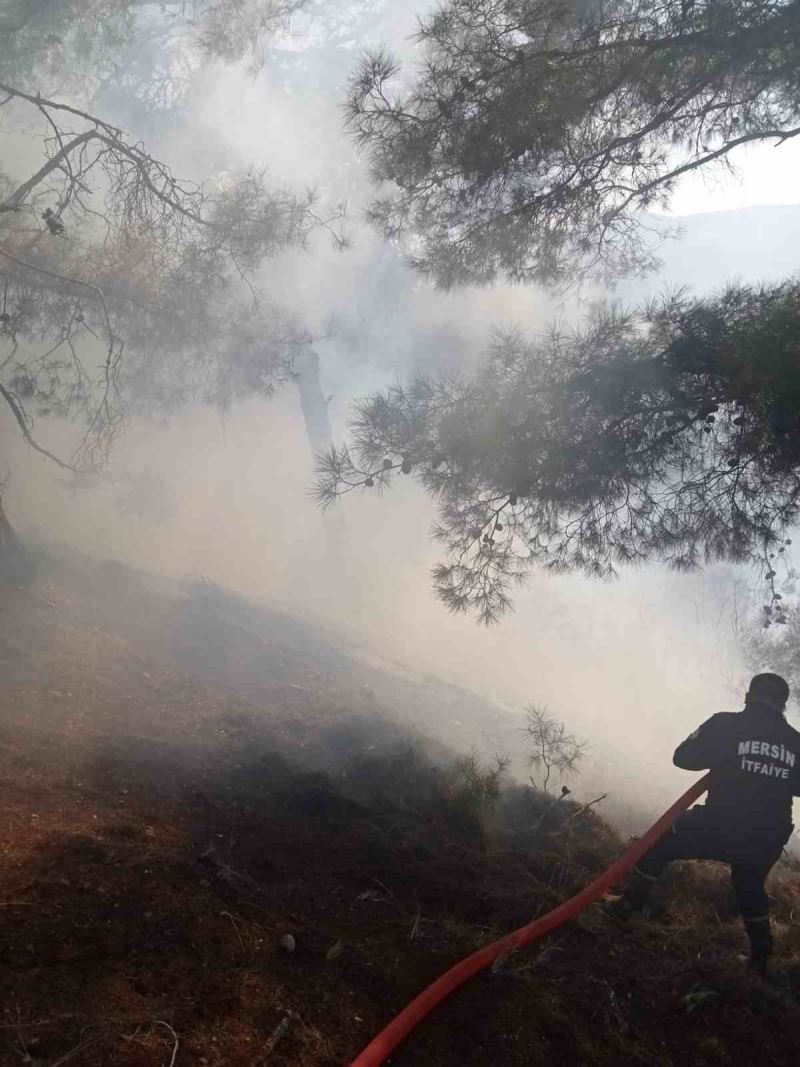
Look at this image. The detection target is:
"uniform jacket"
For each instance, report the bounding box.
[674,702,800,844]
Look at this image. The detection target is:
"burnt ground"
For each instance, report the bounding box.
[1,550,800,1066]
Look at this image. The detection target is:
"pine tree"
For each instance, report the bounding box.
[315,282,800,622]
[347,0,800,287]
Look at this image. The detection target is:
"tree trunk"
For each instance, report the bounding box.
[0,493,34,585]
[294,347,332,458]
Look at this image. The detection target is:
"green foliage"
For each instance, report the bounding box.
[315,281,800,621]
[347,0,800,287]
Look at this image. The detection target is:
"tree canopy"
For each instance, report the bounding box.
[313,0,800,623]
[0,0,301,89]
[315,282,800,622]
[347,0,800,287]
[0,0,341,475]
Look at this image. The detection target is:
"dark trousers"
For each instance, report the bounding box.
[625,806,783,957]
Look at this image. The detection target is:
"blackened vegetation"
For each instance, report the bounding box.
[3,674,800,1066]
[316,282,800,622]
[2,555,800,1064]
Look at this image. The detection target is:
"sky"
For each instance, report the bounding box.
[669,138,800,215]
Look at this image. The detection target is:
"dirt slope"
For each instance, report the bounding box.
[1,551,800,1066]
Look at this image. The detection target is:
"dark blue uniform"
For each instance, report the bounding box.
[625,699,800,965]
[673,704,800,849]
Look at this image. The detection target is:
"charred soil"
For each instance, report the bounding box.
[1,551,800,1065]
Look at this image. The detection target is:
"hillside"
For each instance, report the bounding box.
[1,550,800,1066]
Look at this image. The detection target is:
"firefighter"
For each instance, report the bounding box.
[613,673,800,975]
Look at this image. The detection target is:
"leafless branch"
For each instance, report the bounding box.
[0,70,321,472]
[0,381,81,471]
[0,243,116,352]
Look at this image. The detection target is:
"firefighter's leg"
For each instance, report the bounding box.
[617,809,708,913]
[622,840,672,911]
[731,862,774,975]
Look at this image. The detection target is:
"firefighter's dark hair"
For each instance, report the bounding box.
[747,673,790,709]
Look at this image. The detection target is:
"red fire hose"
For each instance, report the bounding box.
[350,773,710,1067]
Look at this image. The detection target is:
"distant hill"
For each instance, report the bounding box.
[617,204,800,302]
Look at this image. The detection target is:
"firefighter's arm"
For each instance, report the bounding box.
[673,715,723,771]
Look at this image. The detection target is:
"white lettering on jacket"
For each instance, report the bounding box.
[738,740,795,768]
[739,756,790,779]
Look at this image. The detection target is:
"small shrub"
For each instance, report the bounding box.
[523,704,587,792]
[433,752,511,846]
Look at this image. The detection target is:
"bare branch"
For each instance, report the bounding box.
[0,243,116,353]
[0,81,123,138]
[0,381,80,472]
